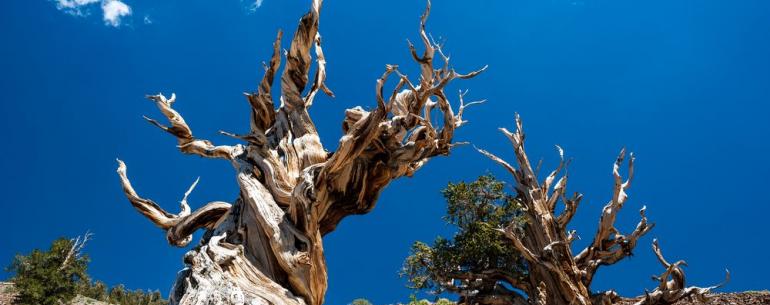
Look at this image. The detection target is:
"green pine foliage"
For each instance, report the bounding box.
[5,236,167,305]
[5,238,89,305]
[402,174,527,297]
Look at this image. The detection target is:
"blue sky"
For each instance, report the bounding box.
[1,0,769,304]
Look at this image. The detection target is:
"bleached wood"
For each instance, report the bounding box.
[478,115,726,305]
[59,232,92,271]
[116,1,483,304]
[630,240,730,305]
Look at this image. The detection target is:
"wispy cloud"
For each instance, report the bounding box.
[55,0,100,16]
[52,0,132,27]
[101,0,131,27]
[55,0,264,27]
[246,0,264,12]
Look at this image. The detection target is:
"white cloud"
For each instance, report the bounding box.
[55,0,100,16]
[52,0,132,27]
[246,0,264,12]
[143,15,152,25]
[101,0,132,27]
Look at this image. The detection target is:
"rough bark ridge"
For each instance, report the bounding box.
[476,115,729,305]
[116,1,485,305]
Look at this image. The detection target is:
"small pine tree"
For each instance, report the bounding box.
[6,235,169,305]
[402,175,527,303]
[5,238,89,305]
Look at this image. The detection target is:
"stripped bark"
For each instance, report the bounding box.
[477,115,727,305]
[116,1,484,305]
[631,240,730,305]
[59,232,92,271]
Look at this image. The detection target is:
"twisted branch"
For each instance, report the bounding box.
[574,149,655,286]
[116,160,231,247]
[632,239,730,305]
[477,115,724,305]
[144,93,241,160]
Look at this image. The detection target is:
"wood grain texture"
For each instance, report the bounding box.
[478,115,728,305]
[116,1,484,304]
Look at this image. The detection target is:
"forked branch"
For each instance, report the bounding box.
[575,149,655,286]
[632,239,730,305]
[59,232,92,271]
[116,160,231,247]
[477,115,724,305]
[144,93,241,160]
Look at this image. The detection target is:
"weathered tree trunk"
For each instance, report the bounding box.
[116,1,485,305]
[477,115,729,305]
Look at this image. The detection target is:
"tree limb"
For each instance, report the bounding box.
[632,240,730,305]
[116,160,231,247]
[144,93,240,160]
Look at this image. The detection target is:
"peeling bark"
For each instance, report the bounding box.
[116,1,484,305]
[477,115,727,305]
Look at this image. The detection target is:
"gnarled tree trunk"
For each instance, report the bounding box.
[116,1,485,305]
[477,115,729,305]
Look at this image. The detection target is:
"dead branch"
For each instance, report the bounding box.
[631,240,730,305]
[477,116,723,305]
[59,232,92,271]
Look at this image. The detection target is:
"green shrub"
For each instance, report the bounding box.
[6,236,167,305]
[6,238,89,305]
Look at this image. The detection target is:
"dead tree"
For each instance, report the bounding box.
[115,1,485,305]
[477,115,728,305]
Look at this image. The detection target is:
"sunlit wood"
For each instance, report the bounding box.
[116,1,484,304]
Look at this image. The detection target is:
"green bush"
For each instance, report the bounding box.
[6,238,89,305]
[6,236,167,305]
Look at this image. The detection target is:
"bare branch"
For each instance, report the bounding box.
[557,192,582,228]
[574,149,653,285]
[116,160,231,247]
[246,30,282,137]
[497,226,540,264]
[455,89,485,127]
[145,93,239,160]
[178,177,199,217]
[632,240,729,305]
[59,232,92,271]
[314,0,486,233]
[304,33,334,107]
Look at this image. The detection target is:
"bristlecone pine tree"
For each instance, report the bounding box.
[470,115,730,305]
[402,175,528,304]
[115,1,485,305]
